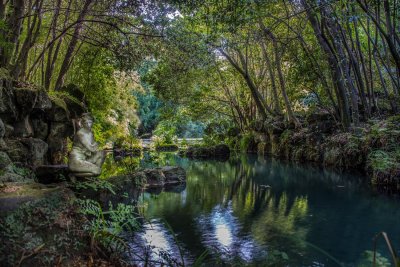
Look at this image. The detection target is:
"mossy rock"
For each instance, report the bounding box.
[185,144,230,160]
[155,143,179,152]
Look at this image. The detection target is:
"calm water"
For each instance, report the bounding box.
[123,153,400,266]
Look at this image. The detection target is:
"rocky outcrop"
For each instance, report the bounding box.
[144,166,186,187]
[0,82,85,171]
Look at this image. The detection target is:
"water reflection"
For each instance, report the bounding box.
[196,202,266,262]
[119,153,400,266]
[128,219,190,266]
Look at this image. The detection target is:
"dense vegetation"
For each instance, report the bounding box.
[1,0,399,138]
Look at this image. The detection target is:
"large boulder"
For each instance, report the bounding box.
[14,87,52,115]
[144,168,166,186]
[0,83,18,122]
[49,106,70,122]
[107,166,186,189]
[34,90,52,110]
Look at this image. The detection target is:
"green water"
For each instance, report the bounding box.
[126,153,400,266]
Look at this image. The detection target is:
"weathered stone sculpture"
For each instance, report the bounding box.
[68,113,105,178]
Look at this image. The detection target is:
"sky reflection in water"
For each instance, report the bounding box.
[196,202,266,262]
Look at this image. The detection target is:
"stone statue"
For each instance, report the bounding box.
[68,113,105,178]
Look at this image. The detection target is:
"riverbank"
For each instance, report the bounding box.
[237,115,400,189]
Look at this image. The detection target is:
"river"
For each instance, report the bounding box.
[115,152,400,266]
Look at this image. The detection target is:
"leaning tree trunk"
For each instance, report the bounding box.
[54,0,93,90]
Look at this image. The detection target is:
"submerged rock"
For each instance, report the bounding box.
[108,166,186,190]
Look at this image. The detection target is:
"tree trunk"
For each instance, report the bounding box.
[219,48,271,121]
[301,0,351,129]
[0,0,25,68]
[54,0,93,90]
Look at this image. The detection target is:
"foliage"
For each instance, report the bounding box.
[100,154,141,178]
[11,165,35,179]
[69,48,140,146]
[0,191,87,266]
[77,199,139,255]
[153,119,178,145]
[73,177,116,195]
[357,251,392,267]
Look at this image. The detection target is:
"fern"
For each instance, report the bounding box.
[76,199,139,256]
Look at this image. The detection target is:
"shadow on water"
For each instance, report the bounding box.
[106,152,400,266]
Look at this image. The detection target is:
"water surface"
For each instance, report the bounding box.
[125,153,400,266]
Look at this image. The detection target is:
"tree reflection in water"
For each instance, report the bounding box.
[120,153,400,266]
